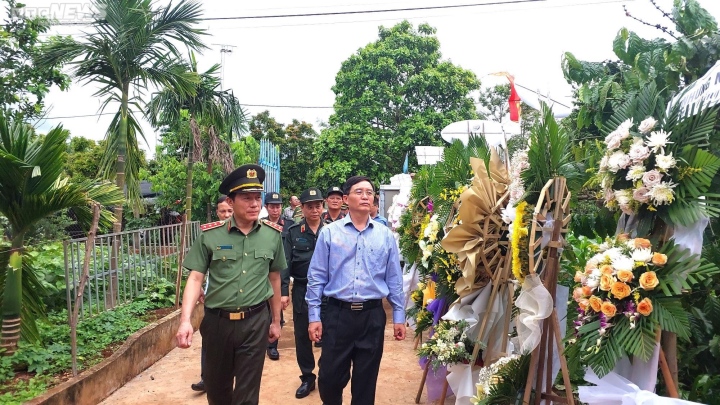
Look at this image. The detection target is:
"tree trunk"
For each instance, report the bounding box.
[108,84,130,309]
[186,117,200,223]
[1,233,25,356]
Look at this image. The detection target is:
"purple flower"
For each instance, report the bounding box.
[599,313,608,329]
[427,199,434,213]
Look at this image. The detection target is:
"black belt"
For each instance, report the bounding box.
[328,297,382,311]
[205,302,267,321]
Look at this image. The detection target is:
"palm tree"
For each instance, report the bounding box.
[0,113,123,355]
[147,53,246,222]
[39,0,206,232]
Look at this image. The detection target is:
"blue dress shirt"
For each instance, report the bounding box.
[372,215,389,226]
[306,214,405,324]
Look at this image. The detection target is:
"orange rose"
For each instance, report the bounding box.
[578,299,589,312]
[617,233,630,242]
[589,296,603,312]
[585,263,596,274]
[616,269,634,283]
[573,287,584,301]
[634,238,652,249]
[601,301,617,318]
[637,297,654,316]
[582,286,593,297]
[599,274,615,291]
[639,271,660,290]
[651,253,667,266]
[600,265,615,276]
[611,282,632,300]
[574,271,585,283]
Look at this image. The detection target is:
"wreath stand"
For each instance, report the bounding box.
[521,177,575,405]
[415,193,514,404]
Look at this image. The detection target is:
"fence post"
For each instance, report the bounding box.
[175,215,188,308]
[70,204,101,376]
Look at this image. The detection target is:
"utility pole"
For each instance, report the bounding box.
[212,44,236,89]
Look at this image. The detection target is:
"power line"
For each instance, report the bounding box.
[52,0,547,26]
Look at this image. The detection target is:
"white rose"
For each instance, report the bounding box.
[633,187,650,203]
[638,117,657,134]
[586,277,599,289]
[628,142,651,163]
[608,151,631,173]
[642,170,663,187]
[605,133,622,151]
[655,153,677,172]
[604,188,615,203]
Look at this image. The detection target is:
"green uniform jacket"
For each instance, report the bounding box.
[281,219,322,296]
[183,217,287,311]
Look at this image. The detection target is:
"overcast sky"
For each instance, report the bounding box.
[18,0,720,157]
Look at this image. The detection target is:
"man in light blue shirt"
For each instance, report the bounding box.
[306,175,406,405]
[370,195,388,226]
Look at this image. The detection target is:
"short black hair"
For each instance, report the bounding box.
[343,175,373,195]
[217,195,229,205]
[373,195,379,206]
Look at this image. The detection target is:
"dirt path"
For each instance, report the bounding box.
[100,302,455,404]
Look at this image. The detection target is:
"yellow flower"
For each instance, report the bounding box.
[511,201,529,282]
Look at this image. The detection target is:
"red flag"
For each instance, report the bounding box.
[507,76,522,122]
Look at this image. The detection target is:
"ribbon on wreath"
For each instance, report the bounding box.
[580,370,702,405]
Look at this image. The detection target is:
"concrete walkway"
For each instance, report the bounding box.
[100,302,455,404]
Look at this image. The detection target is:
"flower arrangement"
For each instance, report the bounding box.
[471,354,520,403]
[417,320,474,371]
[508,149,529,207]
[470,354,532,405]
[566,235,719,377]
[597,117,679,215]
[418,214,441,269]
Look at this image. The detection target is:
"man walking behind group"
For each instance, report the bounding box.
[176,164,286,405]
[284,195,300,220]
[262,192,288,361]
[306,176,406,405]
[282,187,325,399]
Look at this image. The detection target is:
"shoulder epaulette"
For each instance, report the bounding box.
[262,219,283,232]
[200,221,225,231]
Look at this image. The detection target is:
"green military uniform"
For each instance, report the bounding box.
[292,205,304,223]
[281,187,324,398]
[182,163,286,405]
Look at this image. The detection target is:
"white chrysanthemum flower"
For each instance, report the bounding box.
[617,118,633,138]
[655,153,677,172]
[626,165,646,181]
[612,255,634,272]
[591,253,607,265]
[599,155,609,172]
[604,248,624,262]
[596,242,611,253]
[646,130,672,153]
[607,151,631,173]
[632,248,653,263]
[638,117,657,134]
[647,181,677,205]
[614,189,632,205]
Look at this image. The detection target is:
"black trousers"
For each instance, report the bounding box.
[318,301,386,405]
[201,306,270,405]
[292,282,316,382]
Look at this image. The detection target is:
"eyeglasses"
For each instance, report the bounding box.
[350,189,375,197]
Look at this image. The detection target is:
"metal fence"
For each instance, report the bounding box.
[63,222,200,321]
[259,137,280,200]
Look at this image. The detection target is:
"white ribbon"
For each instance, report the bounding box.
[446,363,477,405]
[515,274,553,354]
[580,370,702,405]
[403,262,420,330]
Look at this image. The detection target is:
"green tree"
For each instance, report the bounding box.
[0,113,123,355]
[0,0,70,119]
[39,0,206,232]
[249,111,285,145]
[65,137,104,182]
[477,84,510,123]
[147,53,246,222]
[312,21,480,189]
[562,0,720,135]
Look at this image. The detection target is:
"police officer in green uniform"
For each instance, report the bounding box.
[176,164,286,405]
[282,187,325,399]
[261,191,287,361]
[320,186,345,224]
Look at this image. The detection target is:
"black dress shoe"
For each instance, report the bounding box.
[191,379,206,392]
[295,380,316,398]
[267,347,280,360]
